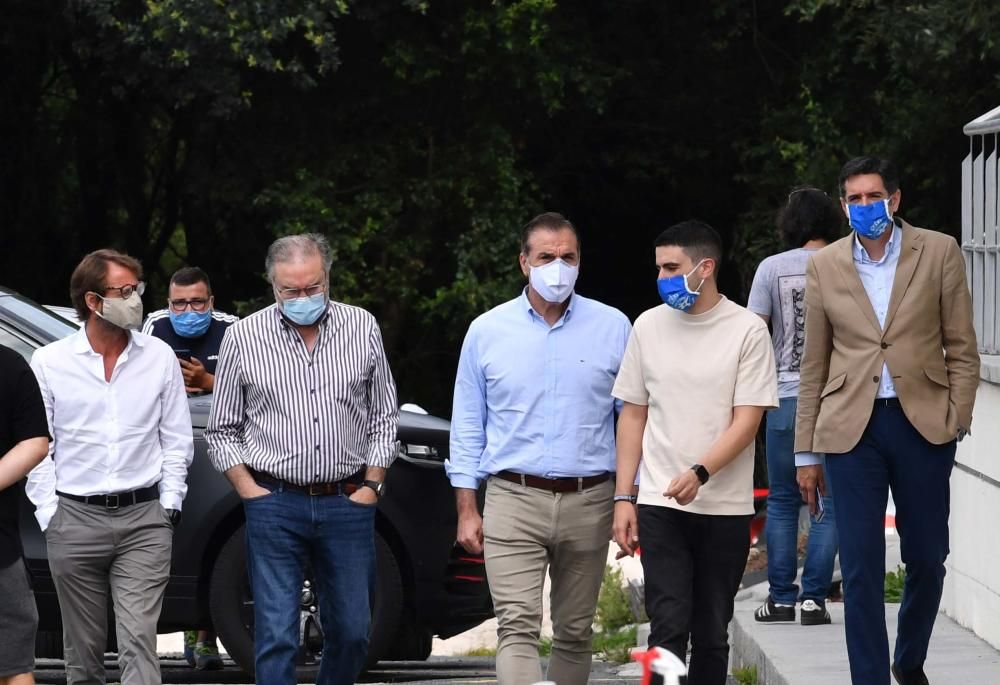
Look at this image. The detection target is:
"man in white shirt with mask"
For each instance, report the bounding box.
[27,249,193,685]
[448,212,632,684]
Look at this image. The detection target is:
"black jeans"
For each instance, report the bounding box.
[638,505,751,685]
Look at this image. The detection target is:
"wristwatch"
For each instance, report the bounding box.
[166,509,182,527]
[690,464,710,485]
[362,480,386,498]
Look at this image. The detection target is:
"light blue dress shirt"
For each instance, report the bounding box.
[446,290,632,490]
[796,224,903,467]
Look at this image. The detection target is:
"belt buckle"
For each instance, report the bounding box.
[577,477,584,493]
[106,494,120,510]
[307,483,323,496]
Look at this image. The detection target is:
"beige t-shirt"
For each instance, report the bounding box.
[612,296,778,515]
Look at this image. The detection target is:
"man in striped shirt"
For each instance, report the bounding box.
[205,233,399,684]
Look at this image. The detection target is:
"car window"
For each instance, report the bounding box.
[0,324,37,363]
[1,294,79,341]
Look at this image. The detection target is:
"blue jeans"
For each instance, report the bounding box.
[244,483,376,685]
[765,397,839,604]
[826,403,955,685]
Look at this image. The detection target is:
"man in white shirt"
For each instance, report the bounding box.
[27,249,194,685]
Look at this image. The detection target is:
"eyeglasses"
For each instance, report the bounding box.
[102,282,145,300]
[275,283,325,301]
[169,298,210,312]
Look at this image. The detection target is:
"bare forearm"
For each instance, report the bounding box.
[615,403,647,493]
[455,487,479,517]
[0,437,49,491]
[224,464,262,498]
[700,407,765,477]
[364,466,386,483]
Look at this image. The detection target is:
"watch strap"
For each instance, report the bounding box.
[691,464,710,485]
[362,480,385,497]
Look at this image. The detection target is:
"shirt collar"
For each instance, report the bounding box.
[853,223,901,266]
[71,325,142,354]
[520,287,576,323]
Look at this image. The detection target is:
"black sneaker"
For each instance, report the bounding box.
[800,599,832,625]
[754,596,795,622]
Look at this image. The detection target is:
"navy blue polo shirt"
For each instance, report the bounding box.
[141,309,238,375]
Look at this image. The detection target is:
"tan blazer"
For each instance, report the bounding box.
[794,220,980,455]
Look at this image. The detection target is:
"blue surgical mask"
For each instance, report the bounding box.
[280,293,327,326]
[657,260,706,312]
[169,310,212,338]
[847,199,893,240]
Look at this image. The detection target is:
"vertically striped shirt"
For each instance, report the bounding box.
[205,302,399,483]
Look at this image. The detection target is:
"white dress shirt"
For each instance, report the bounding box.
[26,328,194,530]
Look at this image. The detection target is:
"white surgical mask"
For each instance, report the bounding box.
[529,259,578,303]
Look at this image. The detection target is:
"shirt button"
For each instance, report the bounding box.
[315,445,320,451]
[873,376,880,383]
[880,342,888,349]
[310,389,316,394]
[313,417,319,423]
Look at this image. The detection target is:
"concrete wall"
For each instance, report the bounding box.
[942,373,1000,650]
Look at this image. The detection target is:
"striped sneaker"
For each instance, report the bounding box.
[754,596,795,622]
[800,599,832,626]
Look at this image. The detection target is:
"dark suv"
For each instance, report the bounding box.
[0,287,492,673]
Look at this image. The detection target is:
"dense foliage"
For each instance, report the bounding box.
[2,0,998,413]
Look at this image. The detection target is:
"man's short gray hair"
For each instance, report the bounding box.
[265,233,333,283]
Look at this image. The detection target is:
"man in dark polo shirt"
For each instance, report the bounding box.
[142,266,238,395]
[0,344,51,685]
[142,266,236,669]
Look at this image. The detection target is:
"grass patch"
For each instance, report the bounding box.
[885,565,906,603]
[458,645,497,657]
[732,664,758,685]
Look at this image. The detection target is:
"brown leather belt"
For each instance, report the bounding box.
[494,470,610,493]
[250,469,364,497]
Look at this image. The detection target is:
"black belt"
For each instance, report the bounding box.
[250,468,365,496]
[57,484,160,510]
[494,470,610,493]
[874,397,901,408]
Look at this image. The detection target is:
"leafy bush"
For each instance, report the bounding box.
[885,565,907,603]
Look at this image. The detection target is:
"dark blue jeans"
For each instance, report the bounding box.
[826,402,955,685]
[244,483,377,685]
[765,397,839,604]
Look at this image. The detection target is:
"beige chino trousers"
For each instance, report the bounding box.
[483,475,614,685]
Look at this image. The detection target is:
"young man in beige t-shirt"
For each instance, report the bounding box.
[612,220,778,685]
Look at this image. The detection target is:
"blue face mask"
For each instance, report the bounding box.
[280,293,327,326]
[848,199,893,240]
[657,260,706,312]
[169,310,212,339]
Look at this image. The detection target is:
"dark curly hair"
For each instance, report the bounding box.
[777,187,845,249]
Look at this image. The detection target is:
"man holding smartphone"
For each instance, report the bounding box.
[143,266,238,395]
[143,266,237,669]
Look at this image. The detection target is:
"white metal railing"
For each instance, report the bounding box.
[962,105,1000,356]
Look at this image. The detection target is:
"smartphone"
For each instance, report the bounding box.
[174,349,192,363]
[814,487,825,523]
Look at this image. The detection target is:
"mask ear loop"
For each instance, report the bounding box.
[684,259,708,295]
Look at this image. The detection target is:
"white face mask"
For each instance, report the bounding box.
[95,294,144,330]
[528,258,579,303]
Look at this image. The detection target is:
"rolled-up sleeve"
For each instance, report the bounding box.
[205,328,247,473]
[364,322,399,468]
[158,354,194,510]
[446,325,487,490]
[26,353,58,531]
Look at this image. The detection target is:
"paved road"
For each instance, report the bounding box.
[34,655,652,684]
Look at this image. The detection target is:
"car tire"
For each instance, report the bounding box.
[209,524,404,675]
[382,619,433,661]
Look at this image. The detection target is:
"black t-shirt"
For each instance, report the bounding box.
[0,344,50,567]
[142,310,237,375]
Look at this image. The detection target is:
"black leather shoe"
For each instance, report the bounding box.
[891,663,929,685]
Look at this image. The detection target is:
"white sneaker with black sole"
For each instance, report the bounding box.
[800,599,832,625]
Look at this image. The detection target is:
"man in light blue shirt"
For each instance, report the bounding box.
[447,212,631,685]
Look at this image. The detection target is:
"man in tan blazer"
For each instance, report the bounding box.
[795,156,979,685]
